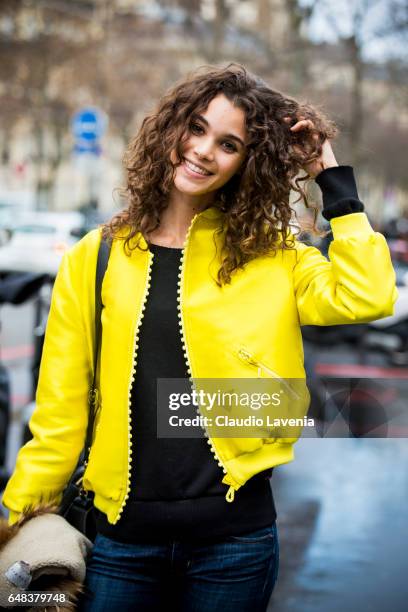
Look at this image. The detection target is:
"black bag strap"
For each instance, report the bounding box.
[83,237,111,466]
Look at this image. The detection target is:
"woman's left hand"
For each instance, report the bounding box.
[286,117,339,179]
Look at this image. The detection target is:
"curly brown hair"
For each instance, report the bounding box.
[102,63,338,285]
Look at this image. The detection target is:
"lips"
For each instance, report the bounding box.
[183,158,213,177]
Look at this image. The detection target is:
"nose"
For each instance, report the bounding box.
[193,137,215,161]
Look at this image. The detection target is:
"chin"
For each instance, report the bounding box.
[173,176,214,197]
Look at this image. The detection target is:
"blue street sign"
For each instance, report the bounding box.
[71,107,108,143]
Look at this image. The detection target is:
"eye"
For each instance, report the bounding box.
[222,141,238,153]
[190,122,204,135]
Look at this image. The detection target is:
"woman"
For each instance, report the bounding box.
[2,64,397,611]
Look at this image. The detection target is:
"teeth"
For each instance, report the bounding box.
[184,159,211,176]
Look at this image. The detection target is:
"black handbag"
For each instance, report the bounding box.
[58,238,111,542]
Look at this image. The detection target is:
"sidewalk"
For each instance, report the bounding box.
[268,438,408,612]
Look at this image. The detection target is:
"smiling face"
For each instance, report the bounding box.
[171,94,247,203]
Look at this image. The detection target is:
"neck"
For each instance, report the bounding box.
[149,188,214,248]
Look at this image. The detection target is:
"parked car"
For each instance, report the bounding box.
[0,211,85,275]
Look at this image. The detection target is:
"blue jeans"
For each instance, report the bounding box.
[77,523,279,611]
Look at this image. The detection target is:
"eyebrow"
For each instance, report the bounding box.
[194,114,246,148]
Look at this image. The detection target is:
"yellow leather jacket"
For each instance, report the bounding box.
[2,208,397,525]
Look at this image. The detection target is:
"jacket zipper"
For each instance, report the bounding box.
[237,348,299,399]
[178,214,239,503]
[113,250,154,524]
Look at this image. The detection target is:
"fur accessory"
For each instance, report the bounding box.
[0,503,93,611]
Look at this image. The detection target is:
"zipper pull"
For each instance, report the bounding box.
[238,348,263,377]
[238,348,257,366]
[223,475,241,502]
[225,486,235,503]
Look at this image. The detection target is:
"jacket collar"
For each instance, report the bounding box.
[123,205,224,251]
[198,205,224,221]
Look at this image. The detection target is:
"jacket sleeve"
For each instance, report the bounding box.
[1,231,100,525]
[293,212,398,326]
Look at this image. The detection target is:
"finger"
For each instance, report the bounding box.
[290,119,314,130]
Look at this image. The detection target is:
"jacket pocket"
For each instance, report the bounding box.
[235,346,299,399]
[234,346,307,444]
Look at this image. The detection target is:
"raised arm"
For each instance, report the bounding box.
[293,165,397,326]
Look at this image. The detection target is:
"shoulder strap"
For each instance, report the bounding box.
[94,237,111,370]
[83,236,111,464]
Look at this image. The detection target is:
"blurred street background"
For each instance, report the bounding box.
[0,1,408,611]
